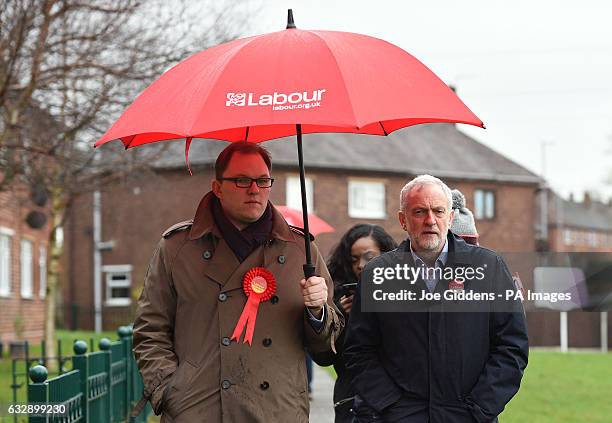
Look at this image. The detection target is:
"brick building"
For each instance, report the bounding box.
[0,182,50,345]
[64,123,547,333]
[527,189,612,349]
[547,191,612,253]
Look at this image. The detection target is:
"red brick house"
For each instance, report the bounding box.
[0,181,50,346]
[528,189,612,349]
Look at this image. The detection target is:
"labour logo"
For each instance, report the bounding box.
[224,89,326,111]
[226,93,246,106]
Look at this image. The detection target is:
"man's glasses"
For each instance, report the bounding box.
[218,177,275,188]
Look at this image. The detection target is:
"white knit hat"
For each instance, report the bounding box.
[451,189,479,238]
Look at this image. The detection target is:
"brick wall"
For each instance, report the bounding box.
[0,184,49,344]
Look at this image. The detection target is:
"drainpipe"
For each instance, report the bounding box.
[93,191,116,333]
[93,191,102,333]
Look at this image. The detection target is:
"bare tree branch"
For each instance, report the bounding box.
[0,0,258,363]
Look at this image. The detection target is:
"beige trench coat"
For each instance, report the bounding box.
[133,192,343,422]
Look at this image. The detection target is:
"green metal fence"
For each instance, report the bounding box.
[10,338,77,411]
[27,326,151,422]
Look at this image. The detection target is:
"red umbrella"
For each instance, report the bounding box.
[276,206,334,236]
[95,10,484,277]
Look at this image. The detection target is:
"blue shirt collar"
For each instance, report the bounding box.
[410,237,448,267]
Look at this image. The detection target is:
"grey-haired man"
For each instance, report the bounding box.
[344,175,528,423]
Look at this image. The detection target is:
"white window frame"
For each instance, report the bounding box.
[20,239,33,299]
[563,229,572,246]
[286,175,314,212]
[103,264,133,307]
[348,179,386,219]
[0,227,14,297]
[474,189,495,220]
[39,245,47,298]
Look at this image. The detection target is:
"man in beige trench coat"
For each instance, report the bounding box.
[132,142,344,422]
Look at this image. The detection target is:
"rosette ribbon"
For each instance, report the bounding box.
[231,267,277,345]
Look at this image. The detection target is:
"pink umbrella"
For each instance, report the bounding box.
[276,205,335,236]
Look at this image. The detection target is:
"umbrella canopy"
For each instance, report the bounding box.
[276,206,335,236]
[95,12,482,148]
[95,10,484,277]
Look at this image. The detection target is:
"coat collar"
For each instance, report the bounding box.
[189,191,295,243]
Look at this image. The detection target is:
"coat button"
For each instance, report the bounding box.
[270,295,279,304]
[202,250,212,260]
[222,380,231,390]
[260,381,269,390]
[218,293,228,302]
[262,338,272,347]
[222,337,231,346]
[277,255,286,264]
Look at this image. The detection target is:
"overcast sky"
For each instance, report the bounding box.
[246,0,612,201]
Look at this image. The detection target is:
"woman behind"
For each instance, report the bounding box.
[326,224,397,423]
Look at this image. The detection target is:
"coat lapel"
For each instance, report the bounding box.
[202,237,240,287]
[222,246,267,293]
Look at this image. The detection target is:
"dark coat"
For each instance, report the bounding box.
[343,234,528,423]
[330,286,357,423]
[313,282,356,423]
[132,192,344,422]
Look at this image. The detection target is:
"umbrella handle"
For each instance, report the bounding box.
[303,264,316,279]
[296,123,317,279]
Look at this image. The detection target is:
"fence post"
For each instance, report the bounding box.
[99,337,112,422]
[24,340,30,386]
[72,340,89,421]
[58,339,64,375]
[28,365,48,423]
[118,326,132,419]
[40,339,46,367]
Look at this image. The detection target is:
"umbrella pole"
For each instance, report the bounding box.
[296,123,316,279]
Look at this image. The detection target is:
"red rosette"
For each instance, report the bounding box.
[231,267,277,345]
[242,267,276,301]
[448,279,464,290]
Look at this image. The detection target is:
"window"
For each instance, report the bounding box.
[39,246,47,298]
[286,176,314,211]
[103,265,132,306]
[563,229,572,246]
[348,180,386,219]
[20,239,33,299]
[474,189,495,220]
[0,228,13,297]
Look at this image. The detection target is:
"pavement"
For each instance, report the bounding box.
[309,365,336,422]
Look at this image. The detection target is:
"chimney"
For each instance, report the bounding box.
[583,191,591,208]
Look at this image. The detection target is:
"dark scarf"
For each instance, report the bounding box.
[211,196,273,262]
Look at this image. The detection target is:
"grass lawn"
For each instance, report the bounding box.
[0,329,117,413]
[321,351,612,423]
[500,351,612,423]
